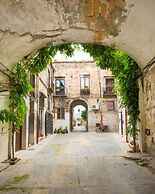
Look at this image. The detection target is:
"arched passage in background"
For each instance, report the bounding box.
[70,99,88,132]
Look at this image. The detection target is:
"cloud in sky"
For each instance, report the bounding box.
[54,47,93,62]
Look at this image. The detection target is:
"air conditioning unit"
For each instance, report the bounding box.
[92,104,99,110]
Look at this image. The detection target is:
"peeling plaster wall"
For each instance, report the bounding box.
[143,64,155,156]
[53,61,118,132]
[0,0,155,69]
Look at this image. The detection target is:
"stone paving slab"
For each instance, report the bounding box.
[0,132,155,194]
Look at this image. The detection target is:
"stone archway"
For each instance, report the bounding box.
[0,0,155,70]
[0,0,155,155]
[70,99,88,132]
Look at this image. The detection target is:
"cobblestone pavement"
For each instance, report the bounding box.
[0,132,155,194]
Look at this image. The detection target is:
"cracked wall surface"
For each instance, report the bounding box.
[0,0,155,70]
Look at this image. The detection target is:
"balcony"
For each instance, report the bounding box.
[103,88,117,98]
[54,88,67,97]
[80,88,90,96]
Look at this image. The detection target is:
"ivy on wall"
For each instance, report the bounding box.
[0,62,33,130]
[0,44,76,159]
[82,44,142,151]
[0,43,142,154]
[0,44,76,130]
[24,44,77,74]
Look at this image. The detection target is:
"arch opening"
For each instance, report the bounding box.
[70,99,88,132]
[1,0,155,162]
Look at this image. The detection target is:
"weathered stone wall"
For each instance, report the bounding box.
[54,61,100,98]
[143,64,155,156]
[0,0,155,69]
[37,65,54,138]
[53,61,118,131]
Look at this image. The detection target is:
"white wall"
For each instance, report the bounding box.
[53,112,70,132]
[0,93,9,161]
[88,111,100,131]
[102,111,118,132]
[88,98,119,132]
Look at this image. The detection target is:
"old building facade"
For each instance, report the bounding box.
[53,61,118,132]
[0,64,55,161]
[139,63,155,156]
[15,64,55,152]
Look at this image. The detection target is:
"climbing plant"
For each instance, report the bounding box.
[0,43,142,154]
[0,62,33,159]
[81,110,87,121]
[82,44,142,152]
[0,44,76,159]
[24,44,77,74]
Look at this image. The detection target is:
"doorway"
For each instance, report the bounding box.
[70,99,88,132]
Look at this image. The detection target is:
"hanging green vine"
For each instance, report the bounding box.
[0,62,33,131]
[0,43,142,154]
[24,44,77,74]
[0,44,76,128]
[0,44,78,159]
[82,44,142,151]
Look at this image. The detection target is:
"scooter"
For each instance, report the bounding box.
[96,124,109,133]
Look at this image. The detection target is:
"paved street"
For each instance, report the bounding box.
[0,132,155,194]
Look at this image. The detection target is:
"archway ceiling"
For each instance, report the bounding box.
[71,100,88,109]
[0,0,155,69]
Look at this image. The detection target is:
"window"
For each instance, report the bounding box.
[105,77,115,95]
[107,101,115,111]
[48,69,50,87]
[39,94,45,109]
[47,95,50,111]
[80,76,90,89]
[80,76,90,95]
[30,75,35,98]
[57,107,65,119]
[29,100,34,113]
[30,75,35,88]
[55,79,65,95]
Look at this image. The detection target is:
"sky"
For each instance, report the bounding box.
[54,47,93,62]
[73,105,86,120]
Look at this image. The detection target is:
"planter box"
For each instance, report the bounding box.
[2,158,21,165]
[9,158,21,165]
